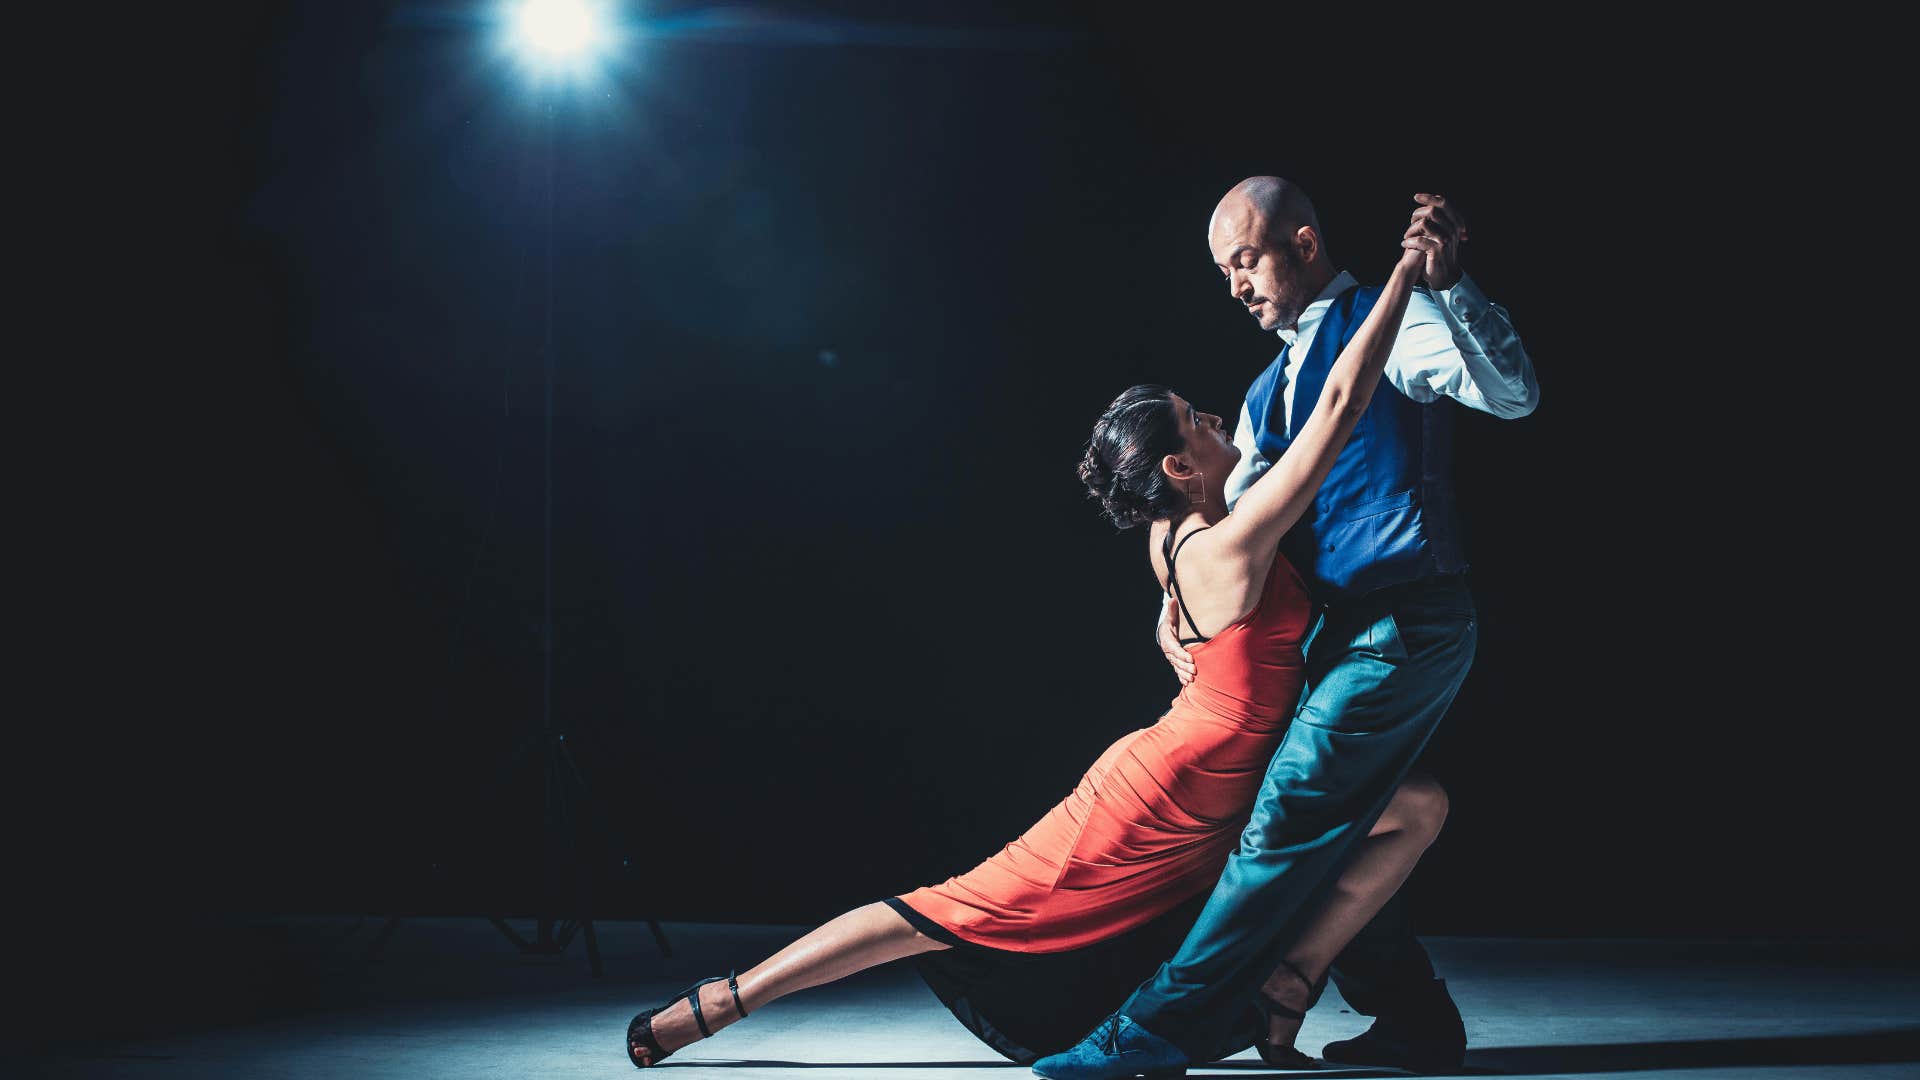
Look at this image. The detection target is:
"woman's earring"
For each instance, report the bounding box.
[1186,474,1207,505]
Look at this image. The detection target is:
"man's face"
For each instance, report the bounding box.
[1209,204,1311,334]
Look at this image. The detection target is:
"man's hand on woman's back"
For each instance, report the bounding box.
[1159,594,1196,686]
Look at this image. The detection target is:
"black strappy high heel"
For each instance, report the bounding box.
[1255,957,1326,1069]
[625,970,749,1068]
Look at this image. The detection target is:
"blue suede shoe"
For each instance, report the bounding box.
[1031,1014,1189,1079]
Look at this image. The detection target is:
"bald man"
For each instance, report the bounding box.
[1037,182,1537,1078]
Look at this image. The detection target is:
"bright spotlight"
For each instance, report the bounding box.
[509,0,609,68]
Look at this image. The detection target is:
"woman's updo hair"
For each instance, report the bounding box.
[1078,384,1187,530]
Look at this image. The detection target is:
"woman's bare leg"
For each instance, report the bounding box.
[1257,773,1450,1049]
[631,902,949,1064]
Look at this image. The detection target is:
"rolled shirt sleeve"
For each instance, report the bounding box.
[1386,273,1539,419]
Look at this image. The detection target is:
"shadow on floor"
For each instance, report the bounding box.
[672,1063,1010,1071]
[677,1064,1384,1077]
[1464,1026,1920,1074]
[670,1028,1920,1075]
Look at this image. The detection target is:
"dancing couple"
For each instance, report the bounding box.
[625,177,1538,1076]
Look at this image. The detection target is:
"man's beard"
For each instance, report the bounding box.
[1266,245,1308,331]
[1267,296,1306,331]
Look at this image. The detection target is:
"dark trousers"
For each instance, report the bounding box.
[1122,575,1477,1060]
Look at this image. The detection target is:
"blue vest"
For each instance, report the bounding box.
[1243,284,1467,602]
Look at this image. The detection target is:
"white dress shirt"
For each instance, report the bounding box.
[1222,270,1538,509]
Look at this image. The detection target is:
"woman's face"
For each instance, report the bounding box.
[1166,391,1239,480]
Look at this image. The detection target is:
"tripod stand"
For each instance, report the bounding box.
[367,93,668,977]
[477,727,666,975]
[365,716,670,977]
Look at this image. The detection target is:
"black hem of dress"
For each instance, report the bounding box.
[876,891,1259,1066]
[882,896,970,949]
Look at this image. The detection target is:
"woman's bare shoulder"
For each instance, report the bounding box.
[1173,522,1269,614]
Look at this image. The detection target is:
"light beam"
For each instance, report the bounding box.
[507,0,612,75]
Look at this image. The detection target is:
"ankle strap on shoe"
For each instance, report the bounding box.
[728,970,749,1018]
[681,976,725,1038]
[1261,957,1326,1017]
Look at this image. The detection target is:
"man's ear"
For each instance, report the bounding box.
[1295,225,1321,265]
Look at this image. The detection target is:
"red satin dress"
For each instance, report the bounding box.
[898,528,1311,954]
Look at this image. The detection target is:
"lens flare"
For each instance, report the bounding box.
[512,0,604,62]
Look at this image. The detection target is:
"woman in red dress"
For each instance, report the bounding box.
[628,235,1446,1068]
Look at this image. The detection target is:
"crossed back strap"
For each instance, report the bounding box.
[1161,525,1213,646]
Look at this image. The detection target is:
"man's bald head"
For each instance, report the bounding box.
[1213,176,1322,248]
[1209,176,1335,334]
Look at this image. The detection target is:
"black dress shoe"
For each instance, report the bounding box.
[1319,978,1464,1074]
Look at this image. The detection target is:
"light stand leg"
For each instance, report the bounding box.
[363,86,671,981]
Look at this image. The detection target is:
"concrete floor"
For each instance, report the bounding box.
[21,918,1920,1079]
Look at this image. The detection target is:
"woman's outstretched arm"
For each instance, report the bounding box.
[1212,241,1428,563]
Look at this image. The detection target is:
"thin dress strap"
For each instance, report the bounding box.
[1162,525,1213,646]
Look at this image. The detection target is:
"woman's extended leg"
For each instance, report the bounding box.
[630,902,950,1065]
[1256,773,1450,1050]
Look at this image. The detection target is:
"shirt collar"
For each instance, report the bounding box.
[1275,270,1358,347]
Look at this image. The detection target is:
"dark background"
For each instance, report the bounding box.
[37,4,1900,1035]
